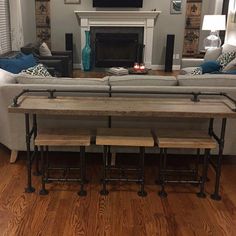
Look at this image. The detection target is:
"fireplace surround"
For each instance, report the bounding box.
[75,11,161,69]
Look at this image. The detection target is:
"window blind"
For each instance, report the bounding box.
[0,0,11,54]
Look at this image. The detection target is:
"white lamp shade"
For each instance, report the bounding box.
[202,15,226,31]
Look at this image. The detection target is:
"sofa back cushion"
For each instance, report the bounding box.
[177,74,236,87]
[222,44,236,53]
[204,47,222,61]
[109,75,177,86]
[16,74,109,86]
[0,68,17,84]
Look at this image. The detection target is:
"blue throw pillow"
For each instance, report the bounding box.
[200,60,221,74]
[0,53,37,73]
[212,70,236,75]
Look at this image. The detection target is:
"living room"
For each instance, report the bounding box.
[1,0,236,235]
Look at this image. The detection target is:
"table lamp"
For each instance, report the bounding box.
[202,15,226,50]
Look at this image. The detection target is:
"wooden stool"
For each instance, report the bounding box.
[153,129,217,198]
[35,129,91,196]
[96,128,154,197]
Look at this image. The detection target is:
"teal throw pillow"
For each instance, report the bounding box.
[199,60,221,73]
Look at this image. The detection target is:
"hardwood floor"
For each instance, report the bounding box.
[0,145,236,236]
[73,69,180,78]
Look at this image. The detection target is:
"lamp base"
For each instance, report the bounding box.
[203,31,221,50]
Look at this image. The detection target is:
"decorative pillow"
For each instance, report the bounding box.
[0,68,17,84]
[199,60,221,73]
[204,47,222,62]
[223,57,236,71]
[216,51,236,68]
[212,70,236,75]
[39,42,52,56]
[0,53,37,73]
[191,67,202,75]
[21,64,51,77]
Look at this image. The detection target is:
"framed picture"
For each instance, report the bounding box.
[170,0,182,14]
[64,0,80,4]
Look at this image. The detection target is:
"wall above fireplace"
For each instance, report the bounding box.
[75,11,161,69]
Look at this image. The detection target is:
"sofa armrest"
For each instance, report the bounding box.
[52,51,72,57]
[181,58,204,68]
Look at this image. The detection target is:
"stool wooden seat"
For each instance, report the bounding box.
[154,129,216,149]
[96,128,154,197]
[152,129,217,198]
[35,129,91,197]
[35,129,91,146]
[96,128,154,147]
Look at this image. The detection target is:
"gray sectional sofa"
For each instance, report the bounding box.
[1,73,236,162]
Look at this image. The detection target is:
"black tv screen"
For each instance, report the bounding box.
[93,0,143,8]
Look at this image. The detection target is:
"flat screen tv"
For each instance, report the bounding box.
[93,0,143,8]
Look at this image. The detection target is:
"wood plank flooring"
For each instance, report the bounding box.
[73,69,180,78]
[0,145,236,236]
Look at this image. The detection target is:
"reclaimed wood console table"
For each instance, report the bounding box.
[8,89,236,200]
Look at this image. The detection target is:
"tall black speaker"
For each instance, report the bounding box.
[165,34,175,72]
[65,33,73,51]
[65,33,73,65]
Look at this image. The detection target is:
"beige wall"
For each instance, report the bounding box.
[20,0,36,45]
[21,0,223,67]
[50,0,187,67]
[225,0,236,45]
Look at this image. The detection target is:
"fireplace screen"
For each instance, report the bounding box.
[91,27,144,68]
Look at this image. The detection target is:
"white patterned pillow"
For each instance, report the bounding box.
[21,63,51,77]
[191,67,202,75]
[216,51,236,68]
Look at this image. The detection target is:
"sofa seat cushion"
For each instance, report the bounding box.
[16,74,109,86]
[177,74,236,87]
[108,75,177,86]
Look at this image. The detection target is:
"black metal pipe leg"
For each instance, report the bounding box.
[197,149,209,198]
[83,146,89,184]
[194,149,200,181]
[25,114,35,193]
[39,146,48,195]
[155,148,163,185]
[33,114,41,176]
[100,145,109,195]
[159,148,167,198]
[211,118,227,201]
[34,150,41,176]
[78,146,87,196]
[138,147,147,197]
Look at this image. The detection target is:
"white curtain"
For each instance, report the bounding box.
[9,0,24,50]
[0,0,11,53]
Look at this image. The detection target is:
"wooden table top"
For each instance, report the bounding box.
[8,96,236,118]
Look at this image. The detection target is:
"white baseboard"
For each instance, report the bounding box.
[151,64,181,70]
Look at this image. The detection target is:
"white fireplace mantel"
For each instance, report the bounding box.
[74,11,161,68]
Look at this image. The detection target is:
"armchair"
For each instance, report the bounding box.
[21,42,73,77]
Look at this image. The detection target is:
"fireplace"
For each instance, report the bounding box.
[90,27,144,67]
[75,11,161,69]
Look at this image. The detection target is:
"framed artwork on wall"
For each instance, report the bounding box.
[170,0,182,14]
[35,0,51,47]
[64,0,80,4]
